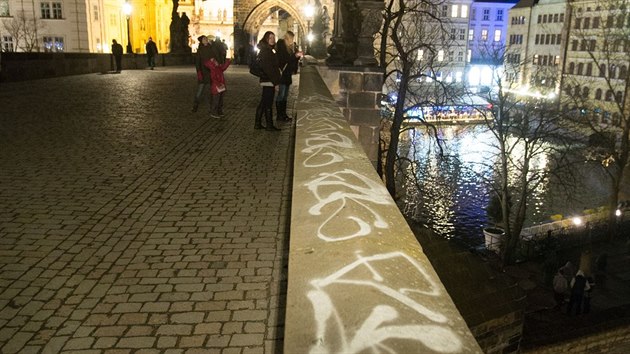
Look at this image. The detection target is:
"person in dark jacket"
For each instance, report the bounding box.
[274,31,302,122]
[254,31,282,131]
[192,35,213,113]
[145,37,158,70]
[111,39,123,73]
[567,270,590,315]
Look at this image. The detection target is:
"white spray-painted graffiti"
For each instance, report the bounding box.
[307,252,463,354]
[305,169,392,242]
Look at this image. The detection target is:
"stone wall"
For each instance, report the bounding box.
[0,53,194,82]
[316,65,384,167]
[523,324,630,353]
[284,65,482,353]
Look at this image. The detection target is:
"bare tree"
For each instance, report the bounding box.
[379,0,460,197]
[1,10,44,52]
[471,46,575,264]
[560,0,630,224]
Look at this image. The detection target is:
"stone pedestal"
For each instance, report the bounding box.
[317,65,384,167]
[353,1,384,66]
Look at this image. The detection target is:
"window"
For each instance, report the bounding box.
[620,66,628,79]
[41,2,62,19]
[535,34,540,45]
[417,49,424,61]
[41,3,51,19]
[468,29,474,41]
[461,5,468,18]
[582,87,590,99]
[438,50,444,62]
[590,39,596,51]
[457,51,463,62]
[593,17,600,28]
[459,29,466,40]
[584,17,590,29]
[441,5,448,17]
[605,90,613,101]
[533,54,539,65]
[471,8,476,20]
[600,64,606,77]
[545,34,550,45]
[577,63,584,75]
[452,5,458,18]
[595,88,602,100]
[560,13,564,22]
[494,29,501,42]
[483,9,490,21]
[456,72,463,82]
[543,14,548,23]
[555,55,560,65]
[571,40,578,51]
[93,5,99,21]
[450,28,456,40]
[52,2,62,19]
[467,49,471,62]
[575,17,581,29]
[553,14,559,22]
[481,29,488,41]
[0,0,9,16]
[538,15,542,23]
[496,9,503,21]
[43,36,64,52]
[1,35,13,51]
[615,91,623,103]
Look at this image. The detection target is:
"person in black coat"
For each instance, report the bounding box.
[145,37,158,70]
[567,270,591,315]
[254,31,282,131]
[192,35,215,113]
[111,39,123,73]
[274,31,302,122]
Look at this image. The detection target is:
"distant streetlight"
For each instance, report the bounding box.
[123,2,133,53]
[303,3,314,55]
[572,217,582,226]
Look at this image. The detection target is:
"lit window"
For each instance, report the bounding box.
[417,49,424,61]
[1,35,14,51]
[481,29,488,41]
[494,29,501,42]
[452,5,458,18]
[43,36,64,52]
[456,71,463,82]
[468,29,474,41]
[467,49,471,62]
[438,50,444,62]
[461,5,468,18]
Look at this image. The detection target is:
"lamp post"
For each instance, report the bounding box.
[303,3,314,55]
[123,2,133,53]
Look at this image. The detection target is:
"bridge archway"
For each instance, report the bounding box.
[241,0,309,37]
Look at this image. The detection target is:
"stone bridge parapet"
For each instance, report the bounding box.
[284,65,483,353]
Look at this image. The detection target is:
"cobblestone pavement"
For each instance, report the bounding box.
[0,66,294,353]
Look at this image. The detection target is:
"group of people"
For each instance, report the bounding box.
[110,37,159,73]
[553,261,596,315]
[253,30,302,131]
[193,35,230,118]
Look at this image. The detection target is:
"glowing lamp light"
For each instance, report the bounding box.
[215,30,222,38]
[616,209,622,217]
[572,217,582,226]
[547,92,557,100]
[304,4,315,18]
[307,33,314,42]
[123,3,132,16]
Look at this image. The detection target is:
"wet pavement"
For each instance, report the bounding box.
[0,66,294,353]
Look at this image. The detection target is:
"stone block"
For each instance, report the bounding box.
[339,72,363,92]
[348,108,381,126]
[348,92,377,108]
[363,73,384,92]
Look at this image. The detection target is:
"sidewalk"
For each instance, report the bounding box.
[0,66,294,353]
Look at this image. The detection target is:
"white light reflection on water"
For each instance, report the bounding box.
[400,125,611,248]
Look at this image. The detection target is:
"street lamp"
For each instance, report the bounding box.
[303,3,314,55]
[123,2,133,53]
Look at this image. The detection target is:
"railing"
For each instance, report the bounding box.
[284,66,482,353]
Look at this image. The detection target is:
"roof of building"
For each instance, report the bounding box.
[512,0,539,9]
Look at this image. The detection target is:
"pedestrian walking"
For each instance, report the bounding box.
[111,39,123,73]
[192,35,213,113]
[275,31,302,122]
[146,37,158,70]
[254,31,282,131]
[553,269,568,310]
[567,270,590,315]
[583,276,595,314]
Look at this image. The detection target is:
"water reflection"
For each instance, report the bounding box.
[400,125,610,248]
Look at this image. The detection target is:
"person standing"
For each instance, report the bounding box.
[254,31,282,131]
[552,269,568,310]
[145,37,158,70]
[275,31,302,122]
[192,35,213,113]
[567,270,590,315]
[207,51,231,118]
[111,39,123,73]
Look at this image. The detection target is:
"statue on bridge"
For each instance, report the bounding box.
[326,0,383,66]
[169,0,192,53]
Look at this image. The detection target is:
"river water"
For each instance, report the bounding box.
[399,124,612,249]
